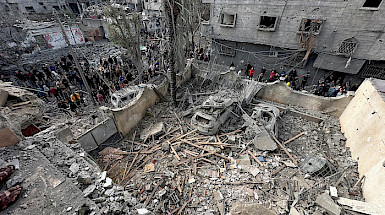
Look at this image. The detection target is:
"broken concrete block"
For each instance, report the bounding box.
[83,185,96,197]
[140,122,165,140]
[0,127,21,148]
[238,154,251,169]
[300,154,336,176]
[330,186,338,199]
[103,177,113,188]
[290,207,301,215]
[315,193,341,215]
[336,197,383,214]
[55,126,74,143]
[0,89,8,107]
[69,162,80,174]
[137,208,152,215]
[144,163,155,173]
[230,202,275,215]
[6,175,23,188]
[253,128,277,151]
[213,190,223,201]
[77,171,92,185]
[217,202,225,215]
[161,142,170,151]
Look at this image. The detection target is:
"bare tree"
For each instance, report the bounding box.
[104,6,144,81]
[163,0,180,106]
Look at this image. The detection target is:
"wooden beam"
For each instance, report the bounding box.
[180,139,229,160]
[284,132,304,144]
[247,150,264,168]
[170,144,181,160]
[272,135,298,165]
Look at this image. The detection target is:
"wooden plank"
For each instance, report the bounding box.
[284,132,304,144]
[272,135,298,165]
[247,150,264,167]
[180,139,229,160]
[170,144,181,161]
[177,151,216,166]
[144,181,160,206]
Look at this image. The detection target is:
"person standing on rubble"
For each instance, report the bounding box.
[268,69,276,82]
[70,92,81,110]
[301,72,310,89]
[249,67,255,80]
[245,62,252,77]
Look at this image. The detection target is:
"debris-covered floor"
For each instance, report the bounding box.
[0,75,365,215]
[92,77,364,214]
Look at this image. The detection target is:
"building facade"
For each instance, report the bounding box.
[201,0,385,85]
[142,0,163,33]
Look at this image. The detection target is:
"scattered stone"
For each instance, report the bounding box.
[69,162,80,174]
[213,190,223,201]
[77,171,92,185]
[161,142,170,151]
[315,193,341,215]
[144,163,155,173]
[83,185,96,197]
[103,177,113,188]
[140,122,165,140]
[6,175,24,188]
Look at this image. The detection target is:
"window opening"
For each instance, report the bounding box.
[258,16,278,31]
[363,0,382,8]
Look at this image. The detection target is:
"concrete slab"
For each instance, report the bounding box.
[91,118,118,145]
[315,193,341,215]
[253,127,277,151]
[0,127,21,148]
[140,122,165,140]
[1,148,88,214]
[78,132,98,152]
[55,126,74,143]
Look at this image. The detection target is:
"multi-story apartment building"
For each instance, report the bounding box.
[201,0,385,84]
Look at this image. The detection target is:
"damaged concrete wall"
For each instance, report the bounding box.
[340,78,385,206]
[112,60,193,137]
[112,84,168,137]
[256,82,353,117]
[77,118,119,151]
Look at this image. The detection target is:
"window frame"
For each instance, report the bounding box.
[219,12,237,28]
[258,16,279,32]
[360,0,383,10]
[337,38,359,56]
[297,18,325,35]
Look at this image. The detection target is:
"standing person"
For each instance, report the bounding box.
[301,72,310,89]
[288,69,297,82]
[258,66,266,82]
[96,92,104,105]
[245,62,252,77]
[70,92,81,109]
[249,67,255,80]
[268,69,276,82]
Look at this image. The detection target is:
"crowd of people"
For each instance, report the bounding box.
[241,62,359,97]
[10,50,161,113]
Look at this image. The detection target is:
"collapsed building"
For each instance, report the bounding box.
[1,58,384,214]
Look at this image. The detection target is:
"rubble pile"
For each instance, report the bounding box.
[0,69,365,214]
[93,87,363,214]
[20,40,121,69]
